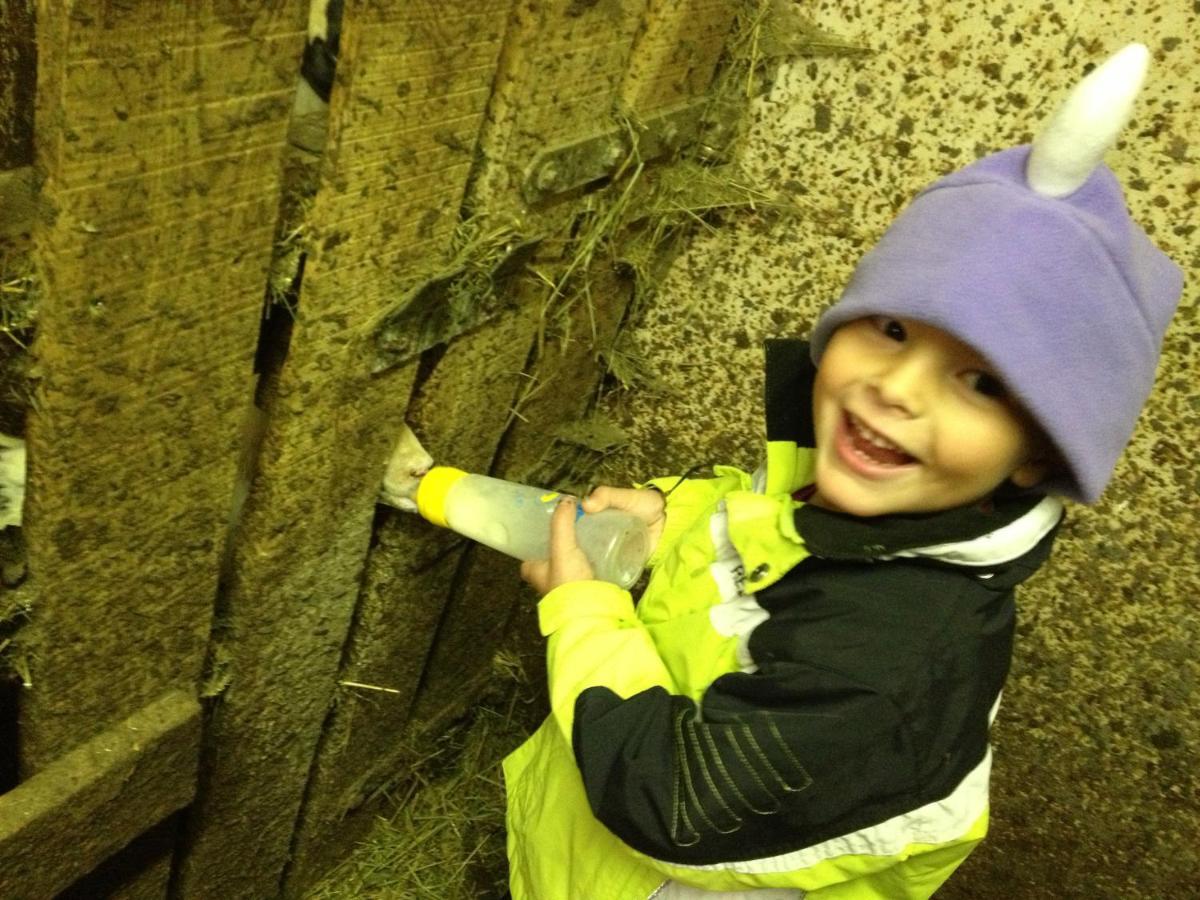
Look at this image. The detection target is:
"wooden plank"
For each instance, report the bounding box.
[0,166,38,238]
[280,267,637,892]
[22,1,307,769]
[282,4,694,881]
[620,0,738,116]
[0,0,35,171]
[175,3,513,896]
[400,0,658,730]
[282,301,541,891]
[0,690,199,900]
[472,0,650,211]
[411,265,636,725]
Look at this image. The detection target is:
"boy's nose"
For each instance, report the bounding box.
[870,356,930,416]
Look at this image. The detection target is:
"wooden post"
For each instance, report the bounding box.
[176,2,513,896]
[24,0,304,766]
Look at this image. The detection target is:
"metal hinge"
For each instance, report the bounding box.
[522,95,740,203]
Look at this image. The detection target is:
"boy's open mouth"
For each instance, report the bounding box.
[842,412,918,467]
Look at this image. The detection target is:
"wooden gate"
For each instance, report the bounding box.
[0,0,745,896]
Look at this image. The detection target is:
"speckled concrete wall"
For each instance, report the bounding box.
[596,2,1198,896]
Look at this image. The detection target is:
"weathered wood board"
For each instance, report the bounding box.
[410,266,636,725]
[282,301,540,890]
[0,690,199,900]
[23,0,306,767]
[472,0,650,212]
[177,2,514,896]
[620,0,738,116]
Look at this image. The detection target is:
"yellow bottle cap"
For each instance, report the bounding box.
[416,466,469,528]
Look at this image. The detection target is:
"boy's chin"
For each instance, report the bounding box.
[807,477,888,517]
[808,459,911,516]
[810,463,985,517]
[810,486,908,518]
[811,473,1000,517]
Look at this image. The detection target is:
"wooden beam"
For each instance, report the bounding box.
[0,690,199,900]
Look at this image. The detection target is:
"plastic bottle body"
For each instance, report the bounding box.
[418,469,648,589]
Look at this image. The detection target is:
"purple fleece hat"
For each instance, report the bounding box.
[809,145,1183,504]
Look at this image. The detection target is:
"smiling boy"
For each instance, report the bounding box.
[504,44,1183,900]
[809,316,1050,517]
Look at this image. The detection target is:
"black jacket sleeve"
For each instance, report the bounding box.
[572,662,922,865]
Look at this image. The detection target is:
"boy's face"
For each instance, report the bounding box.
[810,316,1048,517]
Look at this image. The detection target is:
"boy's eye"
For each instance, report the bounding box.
[965,371,1008,399]
[873,317,907,341]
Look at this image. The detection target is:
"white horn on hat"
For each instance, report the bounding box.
[1026,43,1150,198]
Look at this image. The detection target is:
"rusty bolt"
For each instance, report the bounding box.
[535,160,561,192]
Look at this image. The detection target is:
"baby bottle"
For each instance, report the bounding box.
[415,467,648,589]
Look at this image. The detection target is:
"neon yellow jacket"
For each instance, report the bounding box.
[504,340,1063,899]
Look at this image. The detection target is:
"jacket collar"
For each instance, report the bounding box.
[795,493,1063,566]
[763,338,1064,567]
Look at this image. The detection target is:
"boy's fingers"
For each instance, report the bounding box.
[550,497,580,553]
[521,558,554,593]
[580,487,608,513]
[584,486,663,525]
[582,485,628,513]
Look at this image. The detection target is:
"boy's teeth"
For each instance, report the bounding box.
[847,414,915,465]
[854,417,901,451]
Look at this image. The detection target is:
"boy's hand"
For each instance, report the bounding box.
[520,498,595,595]
[582,485,666,554]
